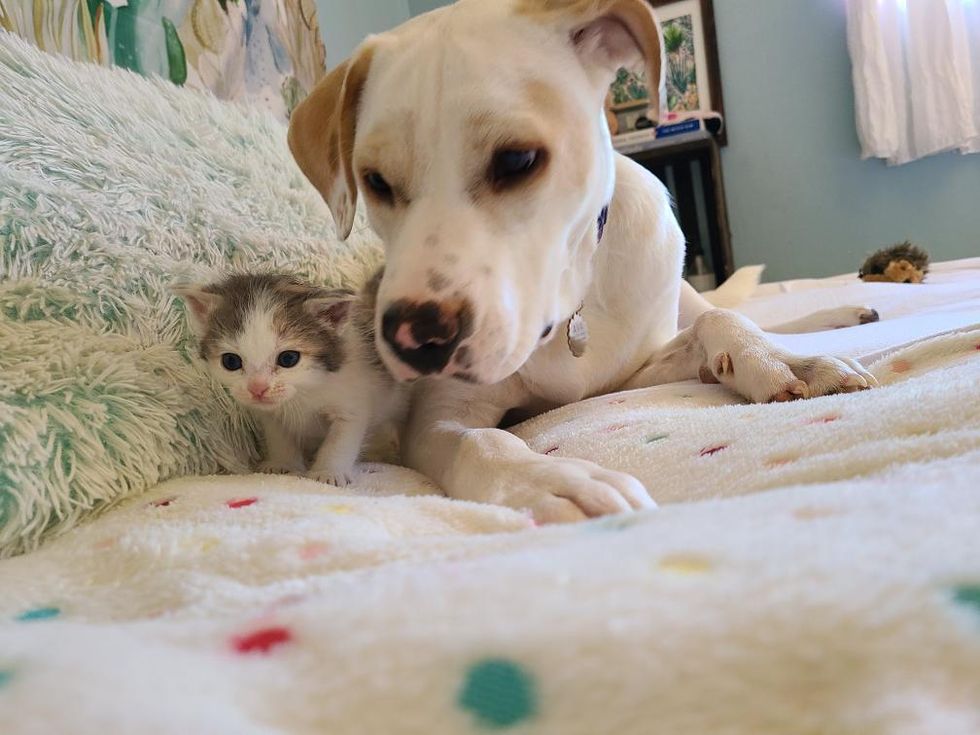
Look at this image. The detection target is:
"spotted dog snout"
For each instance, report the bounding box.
[381,299,473,375]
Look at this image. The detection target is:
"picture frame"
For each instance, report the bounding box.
[608,0,726,145]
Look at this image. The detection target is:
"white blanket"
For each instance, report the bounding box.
[1,261,979,734]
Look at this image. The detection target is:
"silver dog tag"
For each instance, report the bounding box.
[567,311,588,358]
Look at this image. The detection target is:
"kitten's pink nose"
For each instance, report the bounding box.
[247,380,270,400]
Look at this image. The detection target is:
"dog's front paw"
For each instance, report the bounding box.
[783,354,879,399]
[702,349,878,403]
[518,456,655,524]
[305,467,354,487]
[257,460,305,475]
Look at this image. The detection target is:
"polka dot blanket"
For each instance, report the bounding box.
[1,260,979,733]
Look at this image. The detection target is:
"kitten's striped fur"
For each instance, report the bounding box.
[194,273,350,372]
[173,269,407,485]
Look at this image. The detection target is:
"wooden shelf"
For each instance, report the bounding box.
[620,135,734,287]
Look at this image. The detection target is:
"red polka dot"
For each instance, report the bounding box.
[604,423,630,432]
[544,446,560,455]
[609,398,627,405]
[232,626,293,654]
[149,496,177,508]
[806,415,840,425]
[226,497,258,509]
[699,444,728,457]
[298,541,329,560]
[891,359,912,374]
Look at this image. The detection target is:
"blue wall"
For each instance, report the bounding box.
[323,0,980,281]
[315,0,409,68]
[407,0,448,15]
[715,0,980,280]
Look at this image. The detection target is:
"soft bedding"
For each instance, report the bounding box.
[0,33,383,557]
[2,264,979,734]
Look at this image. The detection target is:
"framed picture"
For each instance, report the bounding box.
[608,0,726,144]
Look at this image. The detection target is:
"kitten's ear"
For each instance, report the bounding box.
[171,284,221,336]
[305,295,354,329]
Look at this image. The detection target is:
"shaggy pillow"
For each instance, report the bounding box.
[0,33,382,557]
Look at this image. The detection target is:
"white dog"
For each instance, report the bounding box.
[288,0,878,522]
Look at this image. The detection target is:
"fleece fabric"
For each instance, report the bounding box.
[0,317,978,734]
[0,32,383,556]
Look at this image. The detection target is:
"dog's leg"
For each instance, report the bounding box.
[403,379,654,523]
[678,279,715,329]
[681,280,879,335]
[625,308,878,402]
[763,306,880,334]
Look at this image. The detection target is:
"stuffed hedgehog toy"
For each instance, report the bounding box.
[859,241,930,284]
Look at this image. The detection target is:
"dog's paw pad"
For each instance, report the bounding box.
[698,364,720,384]
[858,308,880,325]
[769,379,809,403]
[712,352,733,376]
[837,371,871,392]
[785,355,878,398]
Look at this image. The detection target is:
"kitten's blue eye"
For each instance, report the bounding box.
[220,353,242,371]
[276,350,301,368]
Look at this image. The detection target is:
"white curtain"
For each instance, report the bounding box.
[846,0,980,165]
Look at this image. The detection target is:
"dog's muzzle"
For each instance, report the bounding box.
[381,298,473,376]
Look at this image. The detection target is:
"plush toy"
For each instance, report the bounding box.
[858,241,930,284]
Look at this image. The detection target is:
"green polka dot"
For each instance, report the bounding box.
[16,606,60,621]
[0,670,11,688]
[952,584,980,615]
[645,433,669,444]
[458,659,536,729]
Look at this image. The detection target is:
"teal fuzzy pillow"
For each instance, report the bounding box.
[0,33,383,557]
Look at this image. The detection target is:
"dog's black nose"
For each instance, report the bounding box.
[381,299,471,374]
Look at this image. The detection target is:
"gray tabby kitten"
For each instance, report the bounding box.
[173,272,406,486]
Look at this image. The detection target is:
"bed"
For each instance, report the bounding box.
[3,265,979,734]
[1,32,979,735]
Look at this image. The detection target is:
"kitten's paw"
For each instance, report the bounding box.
[306,468,354,487]
[257,460,305,476]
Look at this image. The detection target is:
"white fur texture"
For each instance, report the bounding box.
[0,33,383,557]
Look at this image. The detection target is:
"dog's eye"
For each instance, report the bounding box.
[363,171,393,202]
[490,148,545,189]
[276,350,301,368]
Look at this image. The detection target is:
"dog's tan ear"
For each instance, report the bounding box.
[288,45,375,240]
[521,0,665,124]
